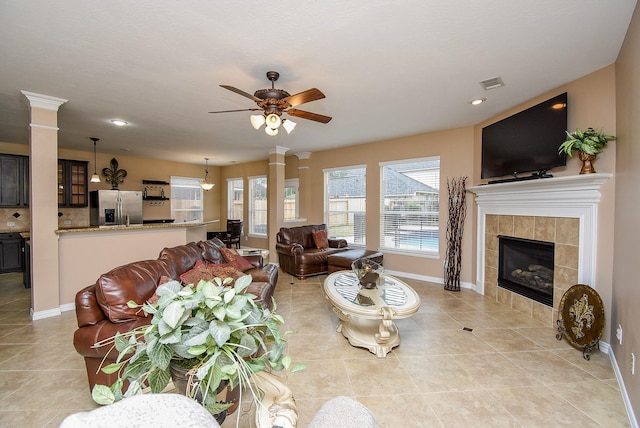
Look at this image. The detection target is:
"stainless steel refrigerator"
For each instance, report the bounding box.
[90,190,143,226]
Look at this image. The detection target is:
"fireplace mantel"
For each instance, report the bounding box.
[468,173,612,295]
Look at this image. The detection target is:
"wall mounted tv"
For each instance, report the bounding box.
[481,92,568,183]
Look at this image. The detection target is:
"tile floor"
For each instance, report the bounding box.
[0,271,631,427]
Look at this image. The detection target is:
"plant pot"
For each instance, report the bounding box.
[169,361,228,425]
[578,152,597,174]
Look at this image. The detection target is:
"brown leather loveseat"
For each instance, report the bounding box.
[275,224,348,279]
[73,237,278,391]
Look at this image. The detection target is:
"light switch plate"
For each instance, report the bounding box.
[6,221,15,227]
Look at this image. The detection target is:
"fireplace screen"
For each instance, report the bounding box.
[498,235,554,307]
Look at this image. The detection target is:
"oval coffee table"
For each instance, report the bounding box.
[323,271,420,357]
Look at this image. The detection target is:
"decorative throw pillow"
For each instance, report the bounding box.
[179,260,213,285]
[206,264,245,281]
[220,247,254,272]
[312,229,329,249]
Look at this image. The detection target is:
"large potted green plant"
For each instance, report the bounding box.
[90,275,303,424]
[558,127,616,174]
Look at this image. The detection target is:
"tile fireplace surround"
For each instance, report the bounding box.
[468,173,612,328]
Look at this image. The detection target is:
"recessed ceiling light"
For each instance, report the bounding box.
[471,98,486,106]
[110,119,128,126]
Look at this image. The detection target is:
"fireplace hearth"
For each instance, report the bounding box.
[498,235,554,307]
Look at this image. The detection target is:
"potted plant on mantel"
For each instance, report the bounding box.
[90,275,304,425]
[558,127,616,174]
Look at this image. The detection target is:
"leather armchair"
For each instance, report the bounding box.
[276,224,348,279]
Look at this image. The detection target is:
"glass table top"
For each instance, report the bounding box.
[331,272,408,307]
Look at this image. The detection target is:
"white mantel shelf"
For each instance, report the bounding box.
[468,173,612,206]
[468,173,612,295]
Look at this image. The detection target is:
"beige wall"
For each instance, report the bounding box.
[613,2,640,418]
[472,66,618,345]
[290,126,476,283]
[218,159,270,253]
[0,143,223,232]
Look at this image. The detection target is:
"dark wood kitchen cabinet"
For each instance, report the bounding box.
[58,159,88,207]
[0,233,24,274]
[0,154,29,207]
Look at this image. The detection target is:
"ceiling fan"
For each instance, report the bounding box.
[209,71,332,136]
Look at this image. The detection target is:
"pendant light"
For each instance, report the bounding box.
[90,137,101,183]
[200,158,214,191]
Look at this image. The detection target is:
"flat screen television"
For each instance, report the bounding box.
[481,92,568,182]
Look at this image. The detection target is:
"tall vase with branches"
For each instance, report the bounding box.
[444,176,467,291]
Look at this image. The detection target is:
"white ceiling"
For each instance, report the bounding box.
[0,1,636,166]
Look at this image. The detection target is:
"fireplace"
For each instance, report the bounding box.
[498,236,554,307]
[468,174,611,327]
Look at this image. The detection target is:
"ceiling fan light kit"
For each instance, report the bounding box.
[250,114,266,130]
[265,127,278,136]
[266,113,281,128]
[282,118,296,134]
[211,71,331,136]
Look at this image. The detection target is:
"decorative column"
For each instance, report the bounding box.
[21,90,68,319]
[296,152,311,220]
[268,146,288,263]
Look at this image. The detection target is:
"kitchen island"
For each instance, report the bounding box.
[56,221,215,311]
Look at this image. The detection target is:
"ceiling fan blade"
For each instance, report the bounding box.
[287,108,332,124]
[220,85,261,102]
[283,88,325,107]
[208,108,262,114]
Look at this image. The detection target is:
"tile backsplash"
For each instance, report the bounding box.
[0,208,30,232]
[0,207,89,232]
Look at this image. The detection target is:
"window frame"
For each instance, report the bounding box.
[379,157,441,258]
[170,176,204,224]
[323,165,367,247]
[248,175,267,237]
[227,177,244,221]
[284,178,300,222]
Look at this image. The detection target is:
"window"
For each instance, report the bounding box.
[227,178,243,220]
[324,166,366,245]
[170,176,203,223]
[248,176,267,236]
[284,178,299,221]
[380,157,440,255]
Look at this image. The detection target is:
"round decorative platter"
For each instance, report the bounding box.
[556,284,606,360]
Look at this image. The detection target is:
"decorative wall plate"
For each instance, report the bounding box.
[556,284,606,360]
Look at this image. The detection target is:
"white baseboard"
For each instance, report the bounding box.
[30,302,75,320]
[60,302,75,313]
[384,270,475,291]
[31,307,61,320]
[609,348,639,428]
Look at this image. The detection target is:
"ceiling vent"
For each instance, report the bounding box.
[479,77,505,90]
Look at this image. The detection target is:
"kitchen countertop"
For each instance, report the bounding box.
[0,230,30,238]
[4,220,219,236]
[56,220,218,235]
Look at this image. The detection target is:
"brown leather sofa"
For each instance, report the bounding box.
[73,237,278,391]
[276,224,349,279]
